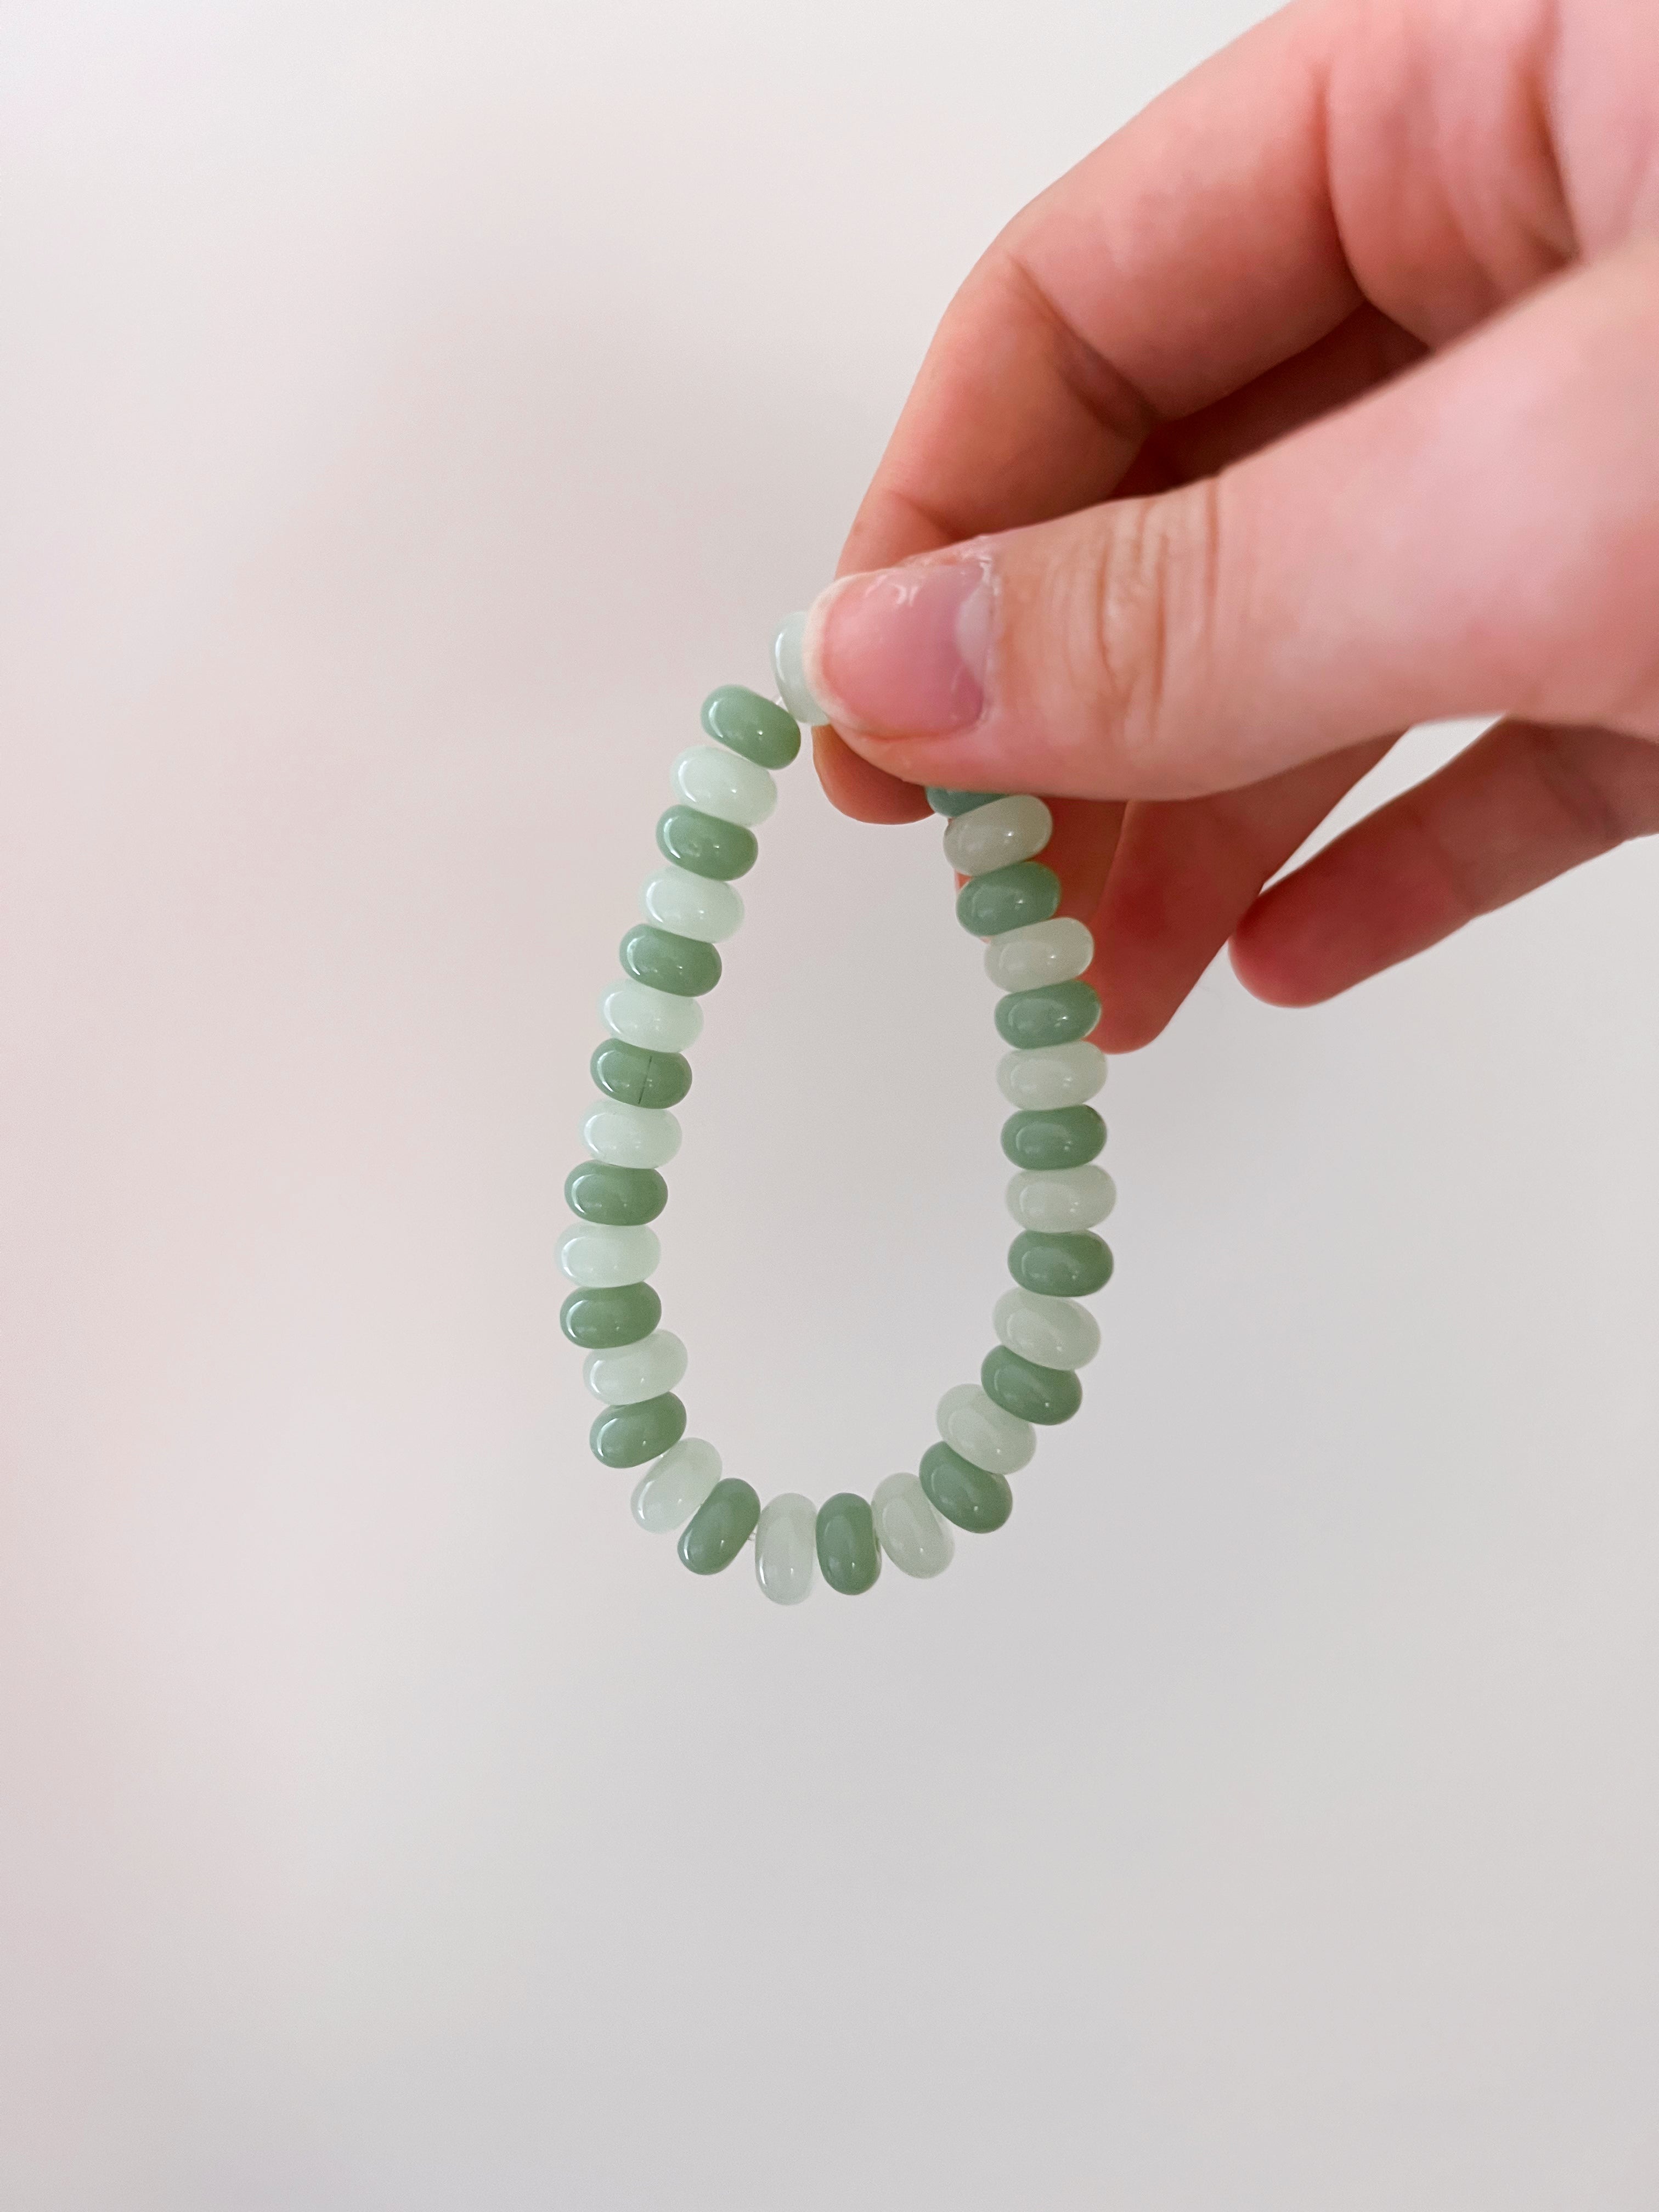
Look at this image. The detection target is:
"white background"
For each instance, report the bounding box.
[2,2,1656,2205]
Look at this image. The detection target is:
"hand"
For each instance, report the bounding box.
[804,0,1659,1049]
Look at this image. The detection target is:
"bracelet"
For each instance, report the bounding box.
[559,611,1115,1604]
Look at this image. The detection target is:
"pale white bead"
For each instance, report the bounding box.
[754,1492,817,1605]
[670,744,777,827]
[936,1384,1035,1475]
[557,1221,660,1288]
[584,1329,687,1406]
[640,865,744,943]
[872,1471,954,1578]
[983,917,1094,992]
[772,609,829,724]
[993,1288,1101,1370]
[601,978,703,1053]
[997,1040,1107,1110]
[631,1438,721,1533]
[1006,1163,1117,1233]
[942,794,1053,876]
[582,1098,681,1169]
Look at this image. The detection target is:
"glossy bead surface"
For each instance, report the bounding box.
[1006,1163,1118,1233]
[926,788,1006,816]
[769,617,827,730]
[631,1436,720,1532]
[994,980,1101,1049]
[936,1383,1036,1475]
[591,1391,686,1468]
[584,1329,687,1406]
[981,1345,1082,1426]
[872,1471,954,1578]
[601,980,704,1054]
[943,794,1053,876]
[997,1041,1107,1111]
[816,1492,882,1595]
[560,1282,661,1350]
[619,924,721,998]
[984,917,1094,993]
[1009,1230,1115,1298]
[956,862,1062,939]
[703,680,803,768]
[655,804,759,881]
[582,1098,681,1169]
[919,1442,1014,1533]
[641,866,744,943]
[564,1160,667,1227]
[558,1221,660,1288]
[589,1040,692,1112]
[754,1493,817,1605]
[994,1287,1100,1370]
[670,744,777,828]
[679,1476,761,1573]
[1001,1104,1107,1172]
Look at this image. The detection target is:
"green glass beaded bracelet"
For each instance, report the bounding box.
[559,612,1115,1604]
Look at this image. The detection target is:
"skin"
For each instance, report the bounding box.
[812,0,1659,1050]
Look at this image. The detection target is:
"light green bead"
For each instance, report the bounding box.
[589,1039,692,1111]
[1008,1230,1115,1298]
[656,805,758,881]
[1001,1104,1107,1172]
[815,1492,882,1595]
[564,1161,667,1227]
[942,794,1052,876]
[919,1443,1013,1533]
[619,924,721,998]
[994,980,1101,1049]
[956,862,1061,939]
[700,684,802,769]
[994,1286,1100,1370]
[590,1391,686,1468]
[679,1477,762,1573]
[560,1282,662,1350]
[981,1345,1082,1426]
[926,788,1007,816]
[1005,1163,1117,1234]
[997,1040,1106,1111]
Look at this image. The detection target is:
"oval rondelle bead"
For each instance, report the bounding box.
[1001,1104,1107,1173]
[994,1286,1101,1371]
[1006,1163,1117,1234]
[565,1160,668,1227]
[926,787,1007,817]
[589,1041,691,1113]
[585,1329,687,1406]
[619,923,722,998]
[936,1383,1036,1475]
[601,979,704,1054]
[754,1492,817,1605]
[919,1442,1014,1533]
[590,1391,687,1468]
[872,1471,954,1579]
[769,618,828,731]
[816,1492,882,1595]
[984,917,1094,994]
[670,744,777,828]
[679,1476,763,1573]
[656,804,759,879]
[981,1344,1082,1426]
[558,1221,661,1288]
[942,794,1053,876]
[560,1282,662,1351]
[631,1437,721,1532]
[641,866,744,943]
[582,1099,681,1169]
[997,1040,1107,1111]
[994,979,1101,1049]
[956,862,1062,939]
[702,681,803,769]
[1008,1229,1115,1299]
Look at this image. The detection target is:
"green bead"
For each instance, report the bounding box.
[619,924,722,997]
[1008,1231,1115,1298]
[589,1038,692,1110]
[994,979,1102,1048]
[816,1491,882,1595]
[919,1442,1014,1533]
[563,1160,667,1227]
[590,1391,687,1468]
[1000,1104,1107,1172]
[560,1281,662,1350]
[926,787,1007,817]
[981,1345,1082,1426]
[656,805,758,881]
[956,862,1062,938]
[700,684,801,770]
[679,1477,762,1573]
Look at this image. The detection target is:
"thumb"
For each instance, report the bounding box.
[802,238,1659,801]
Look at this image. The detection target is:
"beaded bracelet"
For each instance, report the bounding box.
[559,611,1115,1604]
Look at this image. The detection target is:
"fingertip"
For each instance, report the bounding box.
[811,726,932,824]
[1227,906,1333,1007]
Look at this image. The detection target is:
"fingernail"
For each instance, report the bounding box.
[803,554,993,738]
